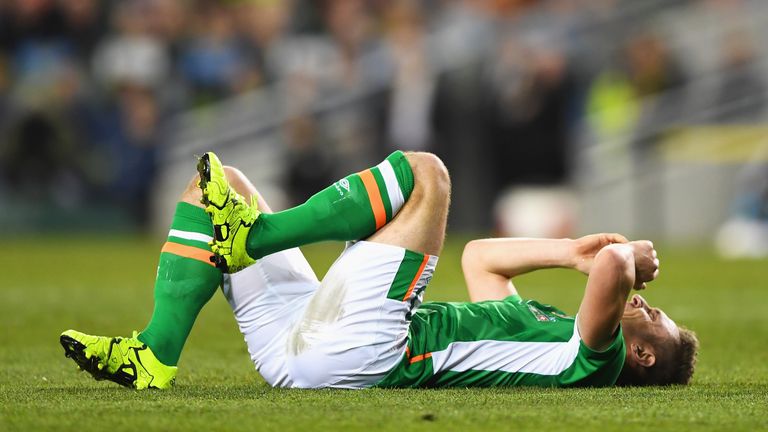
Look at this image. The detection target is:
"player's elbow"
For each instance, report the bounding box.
[594,244,635,282]
[461,240,482,274]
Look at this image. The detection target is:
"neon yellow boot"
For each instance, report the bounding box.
[197,152,260,273]
[60,330,177,390]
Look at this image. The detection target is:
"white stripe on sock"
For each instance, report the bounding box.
[377,159,405,216]
[168,229,213,243]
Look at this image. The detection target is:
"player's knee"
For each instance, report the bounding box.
[224,165,245,184]
[223,166,258,199]
[407,152,451,197]
[180,173,203,204]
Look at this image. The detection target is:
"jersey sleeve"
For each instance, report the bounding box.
[558,315,626,387]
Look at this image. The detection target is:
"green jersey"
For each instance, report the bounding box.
[376,295,625,388]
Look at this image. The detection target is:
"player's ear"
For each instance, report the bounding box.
[630,343,656,368]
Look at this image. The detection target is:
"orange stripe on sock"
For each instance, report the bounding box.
[161,242,215,267]
[409,352,432,364]
[402,254,430,301]
[358,169,387,229]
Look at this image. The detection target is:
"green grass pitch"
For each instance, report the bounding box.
[1,236,766,431]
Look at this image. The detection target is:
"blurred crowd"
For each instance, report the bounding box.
[1,0,767,232]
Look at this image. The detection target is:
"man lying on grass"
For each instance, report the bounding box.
[60,150,698,389]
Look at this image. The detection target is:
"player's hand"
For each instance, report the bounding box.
[572,233,629,275]
[628,240,659,290]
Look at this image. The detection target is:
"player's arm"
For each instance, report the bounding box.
[461,233,628,302]
[577,241,658,350]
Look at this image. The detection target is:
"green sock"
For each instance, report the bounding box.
[246,151,414,260]
[138,202,221,366]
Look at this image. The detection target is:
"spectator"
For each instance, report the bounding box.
[0,0,766,235]
[59,0,104,62]
[383,0,434,152]
[486,37,572,187]
[430,0,497,229]
[92,83,162,227]
[712,30,767,123]
[92,1,169,91]
[0,0,94,207]
[304,0,387,178]
[233,0,294,86]
[179,2,247,105]
[626,31,688,236]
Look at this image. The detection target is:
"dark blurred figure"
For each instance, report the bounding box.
[626,31,688,236]
[626,31,688,148]
[430,0,497,230]
[0,0,95,208]
[321,0,388,175]
[179,2,248,106]
[284,113,335,206]
[0,29,8,133]
[288,0,387,184]
[146,0,187,49]
[233,0,294,86]
[0,0,65,49]
[59,0,104,62]
[93,84,162,227]
[92,1,169,92]
[280,0,392,203]
[2,112,77,202]
[712,30,767,123]
[89,3,168,227]
[383,0,434,153]
[487,38,572,188]
[0,0,104,61]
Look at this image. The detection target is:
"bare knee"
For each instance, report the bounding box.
[181,173,204,206]
[405,152,451,198]
[222,166,258,200]
[368,152,450,255]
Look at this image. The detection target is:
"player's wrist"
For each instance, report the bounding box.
[564,238,586,272]
[562,238,576,268]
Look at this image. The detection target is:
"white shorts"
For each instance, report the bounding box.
[221,241,438,389]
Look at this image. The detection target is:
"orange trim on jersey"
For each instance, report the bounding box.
[409,352,432,364]
[358,169,387,230]
[161,242,215,267]
[402,254,430,301]
[405,346,411,358]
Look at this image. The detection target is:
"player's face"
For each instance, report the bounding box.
[621,294,679,344]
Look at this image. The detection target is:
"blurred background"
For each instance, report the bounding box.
[2,0,768,257]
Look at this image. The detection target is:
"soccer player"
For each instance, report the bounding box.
[60,150,698,389]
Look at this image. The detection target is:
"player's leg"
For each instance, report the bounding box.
[198,150,415,272]
[247,149,415,257]
[136,168,264,366]
[59,167,261,390]
[285,153,450,388]
[214,168,322,387]
[366,152,451,256]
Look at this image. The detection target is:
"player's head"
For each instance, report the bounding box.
[617,294,699,386]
